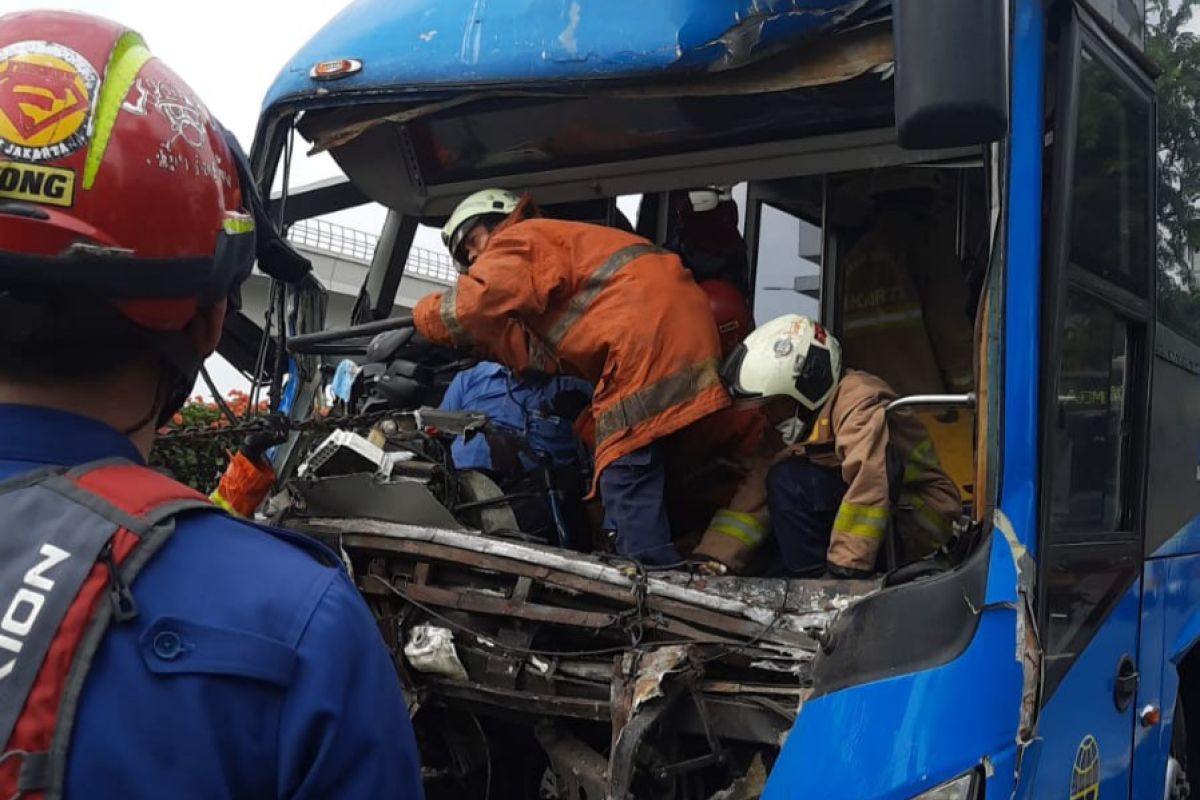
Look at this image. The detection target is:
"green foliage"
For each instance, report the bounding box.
[150,391,266,494]
[1149,0,1200,340]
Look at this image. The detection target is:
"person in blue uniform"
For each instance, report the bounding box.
[440,361,592,546]
[0,11,422,798]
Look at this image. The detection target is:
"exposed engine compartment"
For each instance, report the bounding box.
[272,320,882,798]
[289,501,874,799]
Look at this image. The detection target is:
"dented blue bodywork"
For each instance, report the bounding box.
[262,0,888,111]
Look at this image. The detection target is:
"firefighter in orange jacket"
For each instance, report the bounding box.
[694,314,962,578]
[414,188,730,565]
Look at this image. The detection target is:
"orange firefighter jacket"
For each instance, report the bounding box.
[697,370,962,574]
[414,211,730,491]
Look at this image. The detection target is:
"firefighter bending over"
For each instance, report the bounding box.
[414,188,729,565]
[693,315,961,578]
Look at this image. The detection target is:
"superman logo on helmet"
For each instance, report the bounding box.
[0,40,97,162]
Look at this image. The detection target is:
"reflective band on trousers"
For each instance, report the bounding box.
[709,509,767,548]
[544,243,662,349]
[594,358,722,445]
[833,503,890,540]
[841,305,924,333]
[439,287,473,347]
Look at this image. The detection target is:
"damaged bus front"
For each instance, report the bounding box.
[242,1,1200,798]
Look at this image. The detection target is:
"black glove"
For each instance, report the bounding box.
[407,329,473,361]
[548,389,591,423]
[519,368,553,387]
[242,414,290,463]
[826,562,875,580]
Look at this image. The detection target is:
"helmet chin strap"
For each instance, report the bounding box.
[776,403,818,445]
[120,358,198,437]
[120,371,169,436]
[157,362,198,428]
[129,326,205,434]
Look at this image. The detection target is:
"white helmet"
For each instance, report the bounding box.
[686,185,733,213]
[723,314,842,415]
[441,188,522,269]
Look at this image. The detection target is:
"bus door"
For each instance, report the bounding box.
[1025,6,1155,797]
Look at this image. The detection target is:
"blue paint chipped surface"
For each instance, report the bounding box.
[262,0,887,113]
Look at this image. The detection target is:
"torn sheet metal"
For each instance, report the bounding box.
[333,515,841,796]
[413,407,489,437]
[404,624,470,681]
[613,23,892,98]
[676,0,885,72]
[301,21,892,156]
[303,516,872,639]
[291,474,466,530]
[994,509,1043,745]
[261,0,889,122]
[627,646,690,714]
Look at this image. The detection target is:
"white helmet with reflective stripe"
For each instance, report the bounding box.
[722,314,842,414]
[442,188,522,269]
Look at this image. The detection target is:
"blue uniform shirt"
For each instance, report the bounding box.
[439,362,591,472]
[0,405,423,799]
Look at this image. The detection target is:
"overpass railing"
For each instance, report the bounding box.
[287,218,456,285]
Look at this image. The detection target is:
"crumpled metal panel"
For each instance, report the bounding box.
[262,0,888,112]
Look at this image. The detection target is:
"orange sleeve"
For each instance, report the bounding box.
[416,229,564,373]
[414,292,454,345]
[210,451,276,518]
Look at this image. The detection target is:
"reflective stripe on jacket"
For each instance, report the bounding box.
[415,208,730,492]
[841,209,974,395]
[697,370,962,573]
[793,369,962,572]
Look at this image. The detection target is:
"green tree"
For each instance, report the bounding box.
[1148,0,1200,339]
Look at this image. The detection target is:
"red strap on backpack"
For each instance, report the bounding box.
[0,461,210,800]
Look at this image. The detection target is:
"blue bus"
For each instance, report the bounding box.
[245,0,1200,797]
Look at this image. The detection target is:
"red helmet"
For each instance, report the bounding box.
[700,279,753,358]
[0,10,255,331]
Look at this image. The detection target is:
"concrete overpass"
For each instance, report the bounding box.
[239,218,455,329]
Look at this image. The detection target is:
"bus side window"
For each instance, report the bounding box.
[1050,292,1133,533]
[1040,32,1152,695]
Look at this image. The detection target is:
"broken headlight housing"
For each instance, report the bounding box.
[909,770,981,800]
